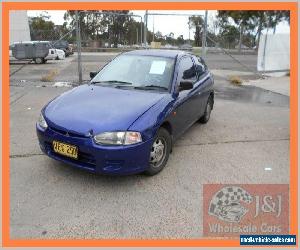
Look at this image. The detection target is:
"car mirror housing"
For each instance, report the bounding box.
[179,80,193,91]
[90,71,98,79]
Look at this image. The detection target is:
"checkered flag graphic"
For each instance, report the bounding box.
[208,186,253,218]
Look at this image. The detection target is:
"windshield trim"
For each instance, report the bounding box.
[88,83,170,94]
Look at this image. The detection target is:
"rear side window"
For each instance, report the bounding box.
[177,56,197,84]
[193,56,207,78]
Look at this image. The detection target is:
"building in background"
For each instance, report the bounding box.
[257,33,290,77]
[9,10,31,45]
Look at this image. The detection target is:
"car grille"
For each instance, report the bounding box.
[49,125,88,138]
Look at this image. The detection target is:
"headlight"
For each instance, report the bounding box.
[38,113,48,130]
[94,131,142,145]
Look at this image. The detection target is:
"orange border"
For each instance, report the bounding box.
[2,2,298,247]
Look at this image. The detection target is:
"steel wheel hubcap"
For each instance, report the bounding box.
[150,138,166,167]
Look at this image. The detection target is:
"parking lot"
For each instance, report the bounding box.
[10,52,289,239]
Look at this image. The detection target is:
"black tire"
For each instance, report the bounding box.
[55,56,59,60]
[144,127,171,176]
[34,57,43,64]
[42,59,47,64]
[199,96,213,124]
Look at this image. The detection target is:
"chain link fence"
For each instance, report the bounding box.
[29,12,255,52]
[9,10,289,84]
[30,28,76,45]
[75,10,257,82]
[24,10,261,82]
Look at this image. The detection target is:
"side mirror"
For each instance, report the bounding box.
[179,80,193,91]
[195,64,204,75]
[90,71,98,79]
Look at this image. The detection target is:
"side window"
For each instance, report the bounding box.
[177,56,197,84]
[193,56,207,78]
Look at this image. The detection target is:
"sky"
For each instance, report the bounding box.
[27,10,290,40]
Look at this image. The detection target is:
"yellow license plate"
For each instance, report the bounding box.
[52,141,78,159]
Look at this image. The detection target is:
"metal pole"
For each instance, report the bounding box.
[152,16,155,42]
[75,10,82,84]
[188,19,191,44]
[262,16,271,73]
[136,28,138,45]
[144,10,148,46]
[202,10,208,58]
[140,17,143,45]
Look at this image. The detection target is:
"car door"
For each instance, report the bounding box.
[172,56,198,138]
[192,56,212,117]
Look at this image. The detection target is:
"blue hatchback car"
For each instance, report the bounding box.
[37,49,214,175]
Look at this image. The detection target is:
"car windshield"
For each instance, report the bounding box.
[91,54,175,91]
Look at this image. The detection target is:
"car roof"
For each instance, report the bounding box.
[123,49,193,59]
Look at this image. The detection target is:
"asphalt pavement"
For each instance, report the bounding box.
[9,52,290,239]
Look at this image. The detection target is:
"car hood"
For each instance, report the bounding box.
[44,84,167,136]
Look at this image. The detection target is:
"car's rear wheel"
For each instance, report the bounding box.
[34,57,43,64]
[199,96,213,124]
[145,128,171,176]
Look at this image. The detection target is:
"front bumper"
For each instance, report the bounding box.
[36,125,153,175]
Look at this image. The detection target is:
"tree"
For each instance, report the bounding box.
[63,10,143,47]
[188,15,204,46]
[29,12,56,40]
[268,11,290,33]
[165,32,175,45]
[146,30,154,44]
[124,19,144,45]
[176,35,184,46]
[101,10,132,47]
[217,10,290,51]
[154,31,165,43]
[64,10,108,42]
[217,11,258,52]
[217,24,240,49]
[208,13,219,36]
[253,11,289,49]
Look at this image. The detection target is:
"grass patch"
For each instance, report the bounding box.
[228,75,242,85]
[41,69,58,82]
[192,48,201,56]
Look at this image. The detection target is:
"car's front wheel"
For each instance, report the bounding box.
[145,127,171,176]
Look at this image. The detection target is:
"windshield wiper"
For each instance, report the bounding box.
[91,80,133,85]
[134,85,168,91]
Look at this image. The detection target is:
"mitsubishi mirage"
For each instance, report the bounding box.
[37,50,214,175]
